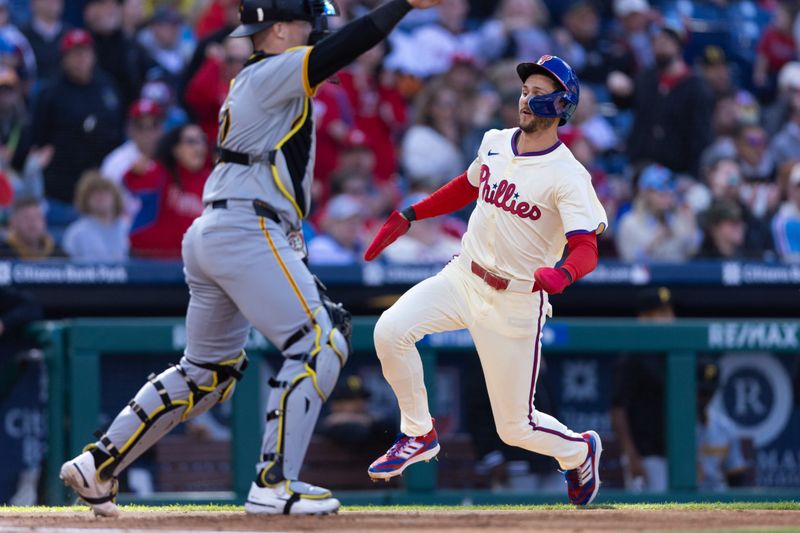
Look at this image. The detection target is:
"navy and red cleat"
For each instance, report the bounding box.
[368,420,440,480]
[564,430,603,505]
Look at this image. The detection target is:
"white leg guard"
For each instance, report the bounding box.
[89,352,248,480]
[256,324,348,486]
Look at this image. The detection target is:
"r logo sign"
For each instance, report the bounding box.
[716,353,792,447]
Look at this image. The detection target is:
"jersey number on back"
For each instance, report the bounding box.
[219,104,231,146]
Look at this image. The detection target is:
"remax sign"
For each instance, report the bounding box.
[708,323,800,350]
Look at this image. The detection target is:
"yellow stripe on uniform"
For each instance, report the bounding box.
[259,216,314,321]
[269,97,310,219]
[259,370,312,487]
[286,46,317,97]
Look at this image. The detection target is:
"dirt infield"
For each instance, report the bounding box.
[1,509,799,532]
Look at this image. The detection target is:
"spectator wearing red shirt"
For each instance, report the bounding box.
[312,79,354,197]
[337,42,407,184]
[754,2,797,101]
[124,124,210,258]
[184,37,251,147]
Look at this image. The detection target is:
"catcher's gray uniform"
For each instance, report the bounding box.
[63,0,421,515]
[83,46,350,500]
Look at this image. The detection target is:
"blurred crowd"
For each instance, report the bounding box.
[0,0,798,264]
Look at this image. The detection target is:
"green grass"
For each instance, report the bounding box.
[1,502,799,513]
[665,530,800,533]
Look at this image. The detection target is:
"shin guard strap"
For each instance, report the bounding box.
[128,400,150,425]
[173,364,201,395]
[186,357,248,382]
[148,373,172,408]
[99,435,121,460]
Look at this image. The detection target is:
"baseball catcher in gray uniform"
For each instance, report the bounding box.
[60,0,440,516]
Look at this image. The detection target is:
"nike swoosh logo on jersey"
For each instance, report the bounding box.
[487,150,499,156]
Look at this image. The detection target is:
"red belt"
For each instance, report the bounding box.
[470,261,511,291]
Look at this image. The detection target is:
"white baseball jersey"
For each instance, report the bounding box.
[374,127,610,472]
[461,128,607,282]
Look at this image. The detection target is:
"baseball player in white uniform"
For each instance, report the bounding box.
[59,0,440,517]
[364,56,608,505]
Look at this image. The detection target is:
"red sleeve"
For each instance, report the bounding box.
[560,232,599,283]
[409,172,478,220]
[185,57,223,116]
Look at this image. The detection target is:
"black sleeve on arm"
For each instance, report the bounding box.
[307,0,411,87]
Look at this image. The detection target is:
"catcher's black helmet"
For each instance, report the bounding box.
[230,0,338,38]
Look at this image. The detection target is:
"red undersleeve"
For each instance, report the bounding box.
[411,172,478,220]
[561,233,599,282]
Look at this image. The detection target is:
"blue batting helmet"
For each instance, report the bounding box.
[516,55,580,126]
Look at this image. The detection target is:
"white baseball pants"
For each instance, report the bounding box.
[374,254,589,470]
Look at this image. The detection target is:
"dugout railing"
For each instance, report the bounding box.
[37,317,800,505]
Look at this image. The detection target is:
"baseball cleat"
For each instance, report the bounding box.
[564,430,603,506]
[60,451,120,517]
[245,480,340,515]
[368,420,440,480]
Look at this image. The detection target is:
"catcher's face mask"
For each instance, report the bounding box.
[308,0,339,45]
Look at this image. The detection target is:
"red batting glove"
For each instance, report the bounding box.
[534,267,571,295]
[364,211,411,261]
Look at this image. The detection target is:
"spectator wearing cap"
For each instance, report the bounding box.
[700,91,760,174]
[338,42,407,184]
[609,286,674,494]
[771,162,800,261]
[30,29,123,219]
[552,0,636,85]
[764,61,800,136]
[184,36,251,148]
[698,46,735,105]
[401,81,465,189]
[618,23,714,178]
[701,157,773,256]
[101,99,165,187]
[83,0,149,107]
[695,199,747,259]
[769,65,800,169]
[0,196,64,259]
[381,192,462,264]
[62,170,128,262]
[137,6,194,92]
[753,1,796,103]
[307,194,365,265]
[21,0,70,83]
[0,0,36,88]
[734,123,776,183]
[140,77,189,132]
[616,164,698,262]
[124,123,209,258]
